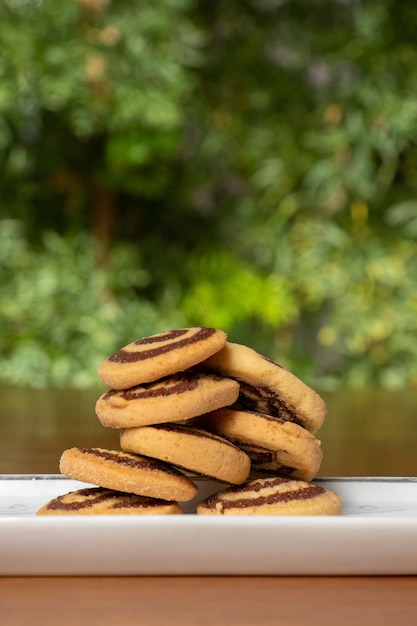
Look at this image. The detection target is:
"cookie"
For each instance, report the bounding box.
[120,423,251,485]
[95,372,239,429]
[197,476,342,516]
[59,447,198,502]
[36,486,182,515]
[203,342,326,432]
[191,408,323,482]
[98,327,227,389]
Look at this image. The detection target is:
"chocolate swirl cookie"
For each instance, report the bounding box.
[59,447,198,502]
[202,342,327,433]
[37,486,182,515]
[95,372,239,429]
[197,476,342,516]
[120,422,251,485]
[98,327,227,389]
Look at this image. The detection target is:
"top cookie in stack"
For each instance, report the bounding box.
[97,327,229,390]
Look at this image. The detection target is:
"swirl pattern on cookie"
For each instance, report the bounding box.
[37,487,182,515]
[197,476,342,516]
[95,372,239,428]
[238,444,314,481]
[59,447,198,502]
[98,327,227,389]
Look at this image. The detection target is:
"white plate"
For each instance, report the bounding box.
[0,475,416,576]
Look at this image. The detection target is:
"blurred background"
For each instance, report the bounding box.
[0,0,416,476]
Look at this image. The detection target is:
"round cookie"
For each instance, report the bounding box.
[203,342,327,432]
[197,476,342,516]
[59,447,198,502]
[120,423,251,485]
[95,372,239,429]
[191,408,323,482]
[98,327,227,389]
[37,487,182,516]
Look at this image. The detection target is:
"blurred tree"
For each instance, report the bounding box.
[183,0,417,388]
[0,0,204,253]
[0,0,416,388]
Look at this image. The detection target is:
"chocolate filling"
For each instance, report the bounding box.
[237,382,302,426]
[46,487,171,511]
[103,373,217,401]
[238,444,298,477]
[47,487,112,511]
[250,466,297,478]
[77,447,180,476]
[110,496,172,509]
[108,327,216,363]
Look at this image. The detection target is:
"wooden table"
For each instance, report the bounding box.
[1,387,416,624]
[1,575,416,625]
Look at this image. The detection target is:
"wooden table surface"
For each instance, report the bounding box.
[1,387,417,624]
[1,575,417,625]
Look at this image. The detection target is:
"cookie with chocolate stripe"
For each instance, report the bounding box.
[98,327,227,390]
[197,476,342,516]
[191,408,323,482]
[203,342,327,433]
[95,372,239,429]
[37,486,182,515]
[59,447,198,502]
[120,422,251,485]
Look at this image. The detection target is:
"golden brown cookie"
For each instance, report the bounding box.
[203,342,327,432]
[36,486,182,515]
[120,423,251,485]
[191,408,323,482]
[98,327,227,389]
[59,447,198,502]
[95,372,239,429]
[197,476,342,516]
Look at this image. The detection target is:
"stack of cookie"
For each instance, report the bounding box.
[38,327,341,516]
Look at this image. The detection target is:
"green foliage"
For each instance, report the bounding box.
[0,220,185,388]
[182,0,417,388]
[1,0,417,389]
[180,248,297,330]
[0,0,202,237]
